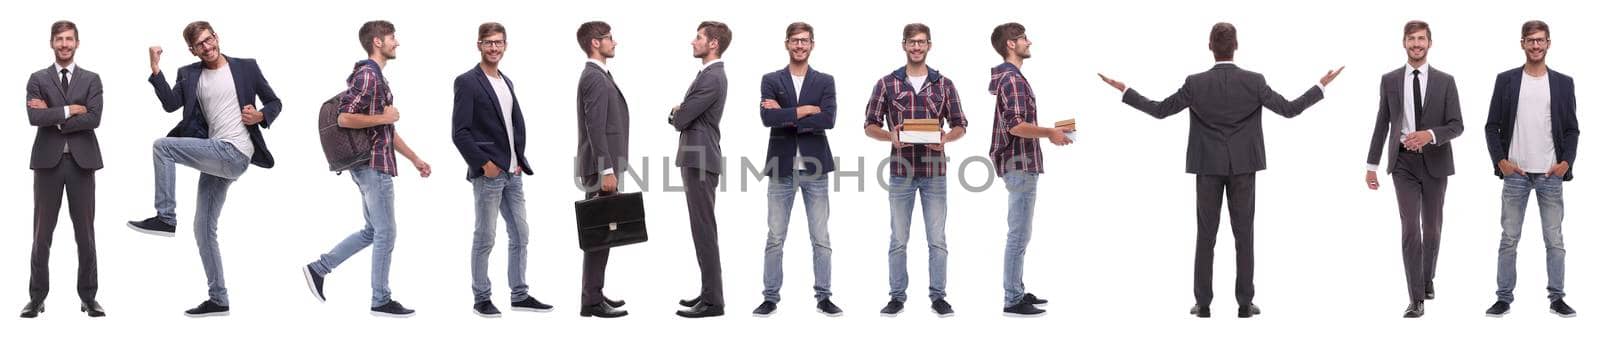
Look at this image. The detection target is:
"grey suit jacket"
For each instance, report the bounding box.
[26,65,103,170]
[575,62,630,178]
[1122,63,1324,176]
[670,62,726,174]
[1366,66,1463,177]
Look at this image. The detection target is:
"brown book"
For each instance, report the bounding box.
[1054,119,1076,129]
[903,124,942,132]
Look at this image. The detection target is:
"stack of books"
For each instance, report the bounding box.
[1055,119,1078,142]
[900,119,943,144]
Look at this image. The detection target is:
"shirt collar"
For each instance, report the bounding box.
[587,59,609,73]
[700,59,723,72]
[55,63,76,75]
[1215,61,1236,66]
[1406,63,1429,76]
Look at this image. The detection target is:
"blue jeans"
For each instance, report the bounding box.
[1003,171,1038,307]
[762,172,832,302]
[469,174,531,303]
[1496,173,1566,303]
[887,176,949,302]
[310,166,397,307]
[151,137,249,306]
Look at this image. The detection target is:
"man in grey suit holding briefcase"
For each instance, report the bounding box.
[575,20,631,319]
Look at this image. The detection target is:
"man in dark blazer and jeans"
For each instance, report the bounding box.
[670,21,730,319]
[128,21,282,318]
[450,22,554,318]
[1098,22,1342,319]
[1483,20,1579,319]
[22,20,106,319]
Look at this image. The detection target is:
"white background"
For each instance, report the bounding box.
[3,0,1595,336]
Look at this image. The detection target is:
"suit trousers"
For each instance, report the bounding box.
[29,154,97,303]
[1195,173,1255,308]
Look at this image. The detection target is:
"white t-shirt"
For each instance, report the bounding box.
[1509,72,1556,173]
[907,75,927,95]
[487,73,516,171]
[198,64,254,158]
[791,74,807,171]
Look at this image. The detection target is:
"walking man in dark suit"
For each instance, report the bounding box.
[1098,22,1342,318]
[670,21,731,319]
[1363,20,1464,318]
[574,20,631,318]
[22,20,105,319]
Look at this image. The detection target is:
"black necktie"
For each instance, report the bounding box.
[60,68,70,93]
[1411,69,1422,130]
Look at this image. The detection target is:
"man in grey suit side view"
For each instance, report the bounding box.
[1363,20,1464,319]
[1097,22,1343,319]
[669,21,730,319]
[22,20,106,319]
[574,20,631,319]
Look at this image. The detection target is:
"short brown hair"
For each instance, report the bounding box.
[182,21,214,47]
[51,20,77,39]
[698,21,732,56]
[1209,22,1237,59]
[1404,20,1431,39]
[359,20,396,54]
[1522,20,1549,38]
[903,23,929,41]
[479,22,506,40]
[989,22,1025,57]
[786,22,813,39]
[576,21,611,55]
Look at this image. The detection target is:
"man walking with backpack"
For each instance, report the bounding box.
[300,20,432,318]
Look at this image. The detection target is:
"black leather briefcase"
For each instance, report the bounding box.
[573,192,648,251]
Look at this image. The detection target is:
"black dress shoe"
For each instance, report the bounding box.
[752,301,778,317]
[580,301,628,318]
[20,301,43,318]
[1238,304,1261,318]
[1403,301,1424,318]
[676,302,724,318]
[679,296,702,308]
[1189,305,1210,318]
[1425,281,1435,300]
[604,296,626,308]
[82,300,106,317]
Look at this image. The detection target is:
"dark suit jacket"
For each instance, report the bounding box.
[671,62,727,174]
[1122,63,1324,176]
[26,65,103,170]
[1366,66,1464,177]
[575,62,630,178]
[1485,67,1580,181]
[147,56,282,168]
[759,67,837,177]
[452,66,532,179]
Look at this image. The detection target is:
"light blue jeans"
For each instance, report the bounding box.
[887,176,948,302]
[1495,173,1566,303]
[151,137,249,306]
[1003,171,1038,307]
[762,172,832,303]
[470,174,531,303]
[310,166,397,307]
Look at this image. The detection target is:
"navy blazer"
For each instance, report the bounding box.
[451,66,531,179]
[1485,67,1580,181]
[147,56,282,168]
[759,67,837,177]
